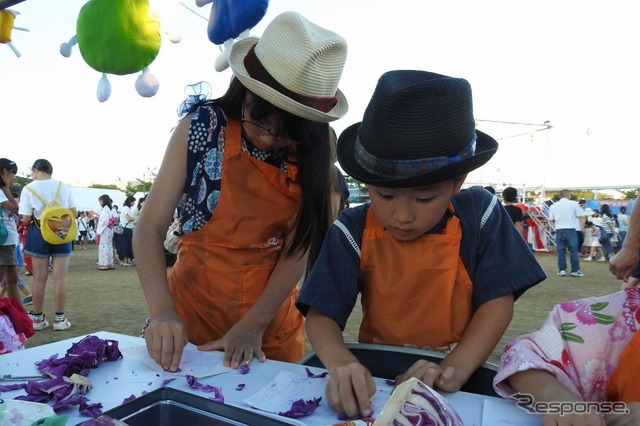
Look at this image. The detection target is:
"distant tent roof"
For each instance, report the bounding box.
[71,187,127,212]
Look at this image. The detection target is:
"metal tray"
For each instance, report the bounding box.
[97,387,297,425]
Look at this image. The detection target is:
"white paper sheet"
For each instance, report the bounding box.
[243,370,392,420]
[126,343,232,378]
[482,397,543,425]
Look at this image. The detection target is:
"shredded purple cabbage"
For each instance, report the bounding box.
[1,335,122,417]
[304,367,329,378]
[239,363,250,375]
[161,377,177,387]
[186,375,224,402]
[235,383,245,391]
[122,394,137,404]
[77,414,128,425]
[278,397,322,418]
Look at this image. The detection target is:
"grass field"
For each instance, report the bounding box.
[23,244,623,364]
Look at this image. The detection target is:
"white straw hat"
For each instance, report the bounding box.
[228,11,348,122]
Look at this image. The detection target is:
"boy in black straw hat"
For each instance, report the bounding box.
[296,70,546,418]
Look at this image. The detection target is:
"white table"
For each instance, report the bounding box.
[0,331,542,425]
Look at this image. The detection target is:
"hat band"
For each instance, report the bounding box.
[243,46,338,113]
[355,135,477,180]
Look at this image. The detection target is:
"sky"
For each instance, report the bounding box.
[1,0,639,192]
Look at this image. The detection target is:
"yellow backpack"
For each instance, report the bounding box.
[25,182,77,245]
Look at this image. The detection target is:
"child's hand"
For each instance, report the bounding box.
[395,360,462,392]
[605,402,640,426]
[326,361,376,419]
[541,412,605,426]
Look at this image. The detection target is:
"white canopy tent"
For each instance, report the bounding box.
[70,187,127,213]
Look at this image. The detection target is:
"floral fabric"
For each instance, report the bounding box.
[494,288,640,401]
[0,314,26,354]
[178,102,288,237]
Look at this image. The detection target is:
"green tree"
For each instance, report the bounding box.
[89,184,120,190]
[125,179,152,195]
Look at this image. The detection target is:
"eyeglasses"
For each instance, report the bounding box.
[240,102,298,143]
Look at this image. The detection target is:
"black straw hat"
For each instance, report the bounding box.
[337,70,498,187]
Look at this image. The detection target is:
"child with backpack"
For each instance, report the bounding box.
[18,159,77,331]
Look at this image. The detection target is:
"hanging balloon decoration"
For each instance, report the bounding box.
[196,0,269,72]
[60,0,180,102]
[0,9,28,57]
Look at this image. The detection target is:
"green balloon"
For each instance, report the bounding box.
[76,0,161,75]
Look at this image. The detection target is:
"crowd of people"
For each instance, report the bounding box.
[1,9,640,424]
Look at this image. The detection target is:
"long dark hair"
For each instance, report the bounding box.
[0,158,18,187]
[124,196,136,207]
[99,195,113,209]
[217,77,334,269]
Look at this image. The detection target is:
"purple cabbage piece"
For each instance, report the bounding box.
[78,415,128,425]
[278,397,322,418]
[186,375,224,402]
[304,367,328,378]
[239,364,250,375]
[161,377,177,387]
[408,387,463,425]
[0,382,27,392]
[122,394,137,404]
[5,335,123,418]
[235,383,245,391]
[381,380,463,426]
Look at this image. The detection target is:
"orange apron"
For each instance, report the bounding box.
[359,205,474,350]
[169,119,305,362]
[606,331,640,403]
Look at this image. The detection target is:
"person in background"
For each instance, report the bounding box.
[483,185,496,195]
[111,205,120,256]
[0,158,20,301]
[617,205,629,246]
[76,211,89,250]
[333,166,350,216]
[600,204,618,261]
[581,207,595,256]
[96,195,115,270]
[501,186,523,237]
[494,289,640,426]
[118,196,136,266]
[590,209,603,226]
[0,191,34,305]
[547,189,585,277]
[18,159,76,331]
[0,247,34,304]
[576,199,587,251]
[134,11,348,372]
[296,70,545,418]
[134,197,145,225]
[611,196,640,288]
[17,220,32,276]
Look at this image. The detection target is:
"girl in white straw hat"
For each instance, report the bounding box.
[134,11,348,372]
